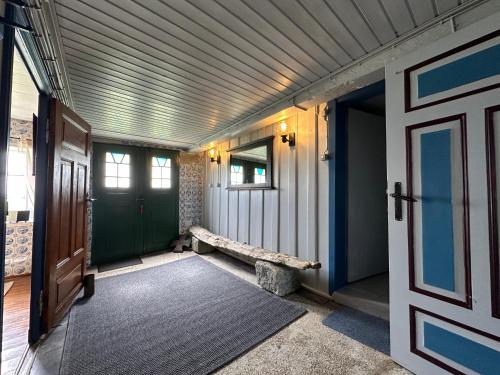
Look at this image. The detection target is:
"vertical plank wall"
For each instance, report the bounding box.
[204,104,329,294]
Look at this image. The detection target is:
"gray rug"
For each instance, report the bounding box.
[60,256,306,375]
[322,306,390,354]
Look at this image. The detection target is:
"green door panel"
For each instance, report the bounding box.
[91,143,179,266]
[143,149,179,254]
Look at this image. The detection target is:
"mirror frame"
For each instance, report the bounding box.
[227,136,274,190]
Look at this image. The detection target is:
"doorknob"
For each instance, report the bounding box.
[136,197,144,215]
[86,195,97,203]
[389,182,416,221]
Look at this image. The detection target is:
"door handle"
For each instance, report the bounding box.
[86,196,97,203]
[389,182,416,221]
[136,197,144,215]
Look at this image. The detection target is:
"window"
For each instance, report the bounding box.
[254,167,266,184]
[7,147,29,211]
[105,152,130,188]
[230,165,244,185]
[152,156,171,189]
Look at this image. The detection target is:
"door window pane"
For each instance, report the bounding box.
[254,167,266,184]
[231,165,244,185]
[105,152,130,188]
[151,156,171,189]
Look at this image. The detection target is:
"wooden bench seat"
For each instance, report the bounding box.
[189,226,321,296]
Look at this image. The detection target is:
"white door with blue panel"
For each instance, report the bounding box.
[386,13,500,375]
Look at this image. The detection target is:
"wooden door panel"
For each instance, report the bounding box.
[144,149,179,254]
[61,114,89,156]
[74,164,87,254]
[44,99,91,331]
[386,18,500,374]
[92,143,142,266]
[57,160,73,264]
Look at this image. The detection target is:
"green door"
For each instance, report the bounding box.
[92,143,179,265]
[143,149,179,254]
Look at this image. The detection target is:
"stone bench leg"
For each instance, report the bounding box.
[192,237,215,254]
[255,261,300,296]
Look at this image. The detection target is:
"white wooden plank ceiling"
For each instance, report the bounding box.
[52,0,465,148]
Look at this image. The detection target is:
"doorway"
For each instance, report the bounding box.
[329,81,389,319]
[92,143,180,266]
[2,48,39,374]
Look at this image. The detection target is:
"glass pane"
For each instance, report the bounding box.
[162,179,171,189]
[152,166,161,179]
[152,157,159,167]
[152,178,161,189]
[122,154,130,164]
[105,177,117,188]
[105,162,117,177]
[166,158,171,167]
[118,164,129,178]
[105,152,114,163]
[157,157,167,167]
[112,152,124,164]
[118,178,129,188]
[161,167,171,179]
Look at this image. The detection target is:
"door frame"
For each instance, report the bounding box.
[0,2,55,348]
[0,2,16,357]
[327,80,386,293]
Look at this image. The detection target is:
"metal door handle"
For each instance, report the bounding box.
[389,182,416,221]
[86,197,97,202]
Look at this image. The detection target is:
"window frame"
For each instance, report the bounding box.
[227,136,274,190]
[103,151,131,189]
[151,155,172,189]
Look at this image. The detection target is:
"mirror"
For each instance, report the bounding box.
[228,136,273,189]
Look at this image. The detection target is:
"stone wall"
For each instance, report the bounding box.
[179,151,205,234]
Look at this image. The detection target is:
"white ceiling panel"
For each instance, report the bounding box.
[49,0,468,148]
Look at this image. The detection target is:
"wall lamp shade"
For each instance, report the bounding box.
[279,121,295,147]
[209,148,221,164]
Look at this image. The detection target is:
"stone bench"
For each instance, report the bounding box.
[189,226,321,296]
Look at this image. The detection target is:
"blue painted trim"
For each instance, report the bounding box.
[328,101,348,294]
[29,94,49,343]
[424,322,500,374]
[0,2,16,354]
[421,130,455,291]
[418,44,500,98]
[328,100,337,294]
[328,80,385,294]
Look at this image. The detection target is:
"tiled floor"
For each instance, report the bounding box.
[2,276,31,375]
[26,252,407,375]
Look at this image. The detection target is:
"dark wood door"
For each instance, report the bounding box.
[92,144,179,265]
[43,99,91,331]
[143,149,179,254]
[92,143,143,265]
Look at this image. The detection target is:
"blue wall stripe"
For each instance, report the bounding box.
[424,322,500,375]
[421,129,455,291]
[418,43,500,98]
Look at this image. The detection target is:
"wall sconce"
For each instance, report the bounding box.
[208,148,221,164]
[280,121,295,147]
